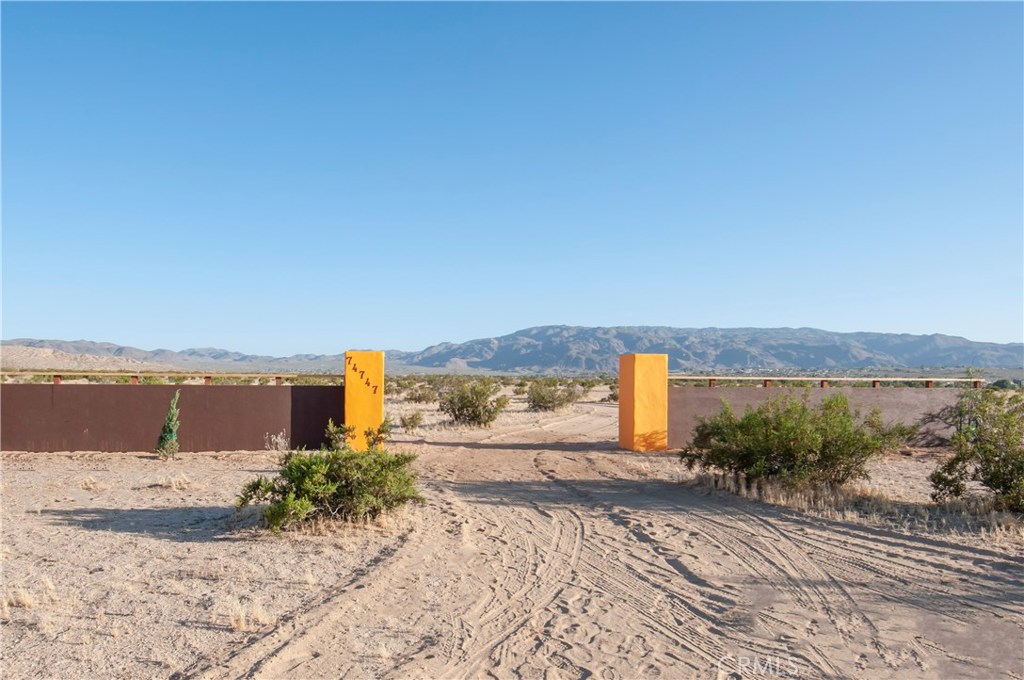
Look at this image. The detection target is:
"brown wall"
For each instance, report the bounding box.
[667,386,961,449]
[0,385,344,452]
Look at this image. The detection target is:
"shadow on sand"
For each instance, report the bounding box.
[40,505,251,543]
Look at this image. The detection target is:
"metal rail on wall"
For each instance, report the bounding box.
[0,371,346,385]
[667,375,985,388]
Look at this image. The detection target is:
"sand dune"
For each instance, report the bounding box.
[2,394,1021,679]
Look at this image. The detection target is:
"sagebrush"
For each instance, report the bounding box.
[930,388,1024,511]
[438,379,509,426]
[681,393,915,486]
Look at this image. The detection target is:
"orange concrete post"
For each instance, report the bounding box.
[344,351,385,451]
[971,380,982,389]
[130,375,139,385]
[820,379,829,388]
[707,378,717,387]
[204,376,212,386]
[763,379,772,388]
[872,380,881,388]
[275,377,283,386]
[925,380,933,388]
[618,354,668,452]
[53,375,62,385]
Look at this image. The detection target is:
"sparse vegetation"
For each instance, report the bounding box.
[438,379,509,426]
[156,390,181,460]
[264,429,289,452]
[406,385,437,404]
[237,421,422,531]
[681,393,915,487]
[930,387,1024,511]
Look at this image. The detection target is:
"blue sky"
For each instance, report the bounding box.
[3,3,1021,355]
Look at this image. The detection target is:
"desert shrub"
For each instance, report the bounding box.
[406,385,437,404]
[364,418,393,450]
[399,411,424,431]
[438,379,509,426]
[574,378,599,397]
[603,387,619,403]
[325,418,355,450]
[930,388,1024,511]
[527,380,581,411]
[237,439,422,531]
[681,393,915,486]
[156,390,181,460]
[513,385,528,396]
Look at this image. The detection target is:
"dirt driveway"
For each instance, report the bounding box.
[3,401,1022,679]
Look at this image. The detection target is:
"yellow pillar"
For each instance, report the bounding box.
[344,351,385,451]
[618,354,668,451]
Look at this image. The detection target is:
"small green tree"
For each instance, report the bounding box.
[156,390,181,460]
[930,388,1024,511]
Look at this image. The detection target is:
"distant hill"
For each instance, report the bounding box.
[389,326,1024,374]
[3,326,1022,375]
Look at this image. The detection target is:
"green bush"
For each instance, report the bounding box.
[526,380,581,411]
[156,390,181,460]
[439,379,509,426]
[681,393,915,486]
[930,388,1024,511]
[399,411,424,431]
[603,387,619,403]
[237,445,422,531]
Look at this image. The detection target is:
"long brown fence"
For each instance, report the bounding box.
[0,384,344,452]
[667,385,961,449]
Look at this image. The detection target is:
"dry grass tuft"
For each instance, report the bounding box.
[7,588,38,609]
[694,472,1024,544]
[212,599,273,632]
[249,601,272,627]
[80,476,103,491]
[148,474,196,491]
[41,576,59,604]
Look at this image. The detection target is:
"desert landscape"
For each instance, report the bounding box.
[2,384,1022,680]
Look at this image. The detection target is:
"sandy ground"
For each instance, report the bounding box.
[2,392,1023,680]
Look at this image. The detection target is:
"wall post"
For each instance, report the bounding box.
[344,351,385,451]
[618,354,668,452]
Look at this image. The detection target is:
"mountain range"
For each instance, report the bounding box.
[3,326,1022,375]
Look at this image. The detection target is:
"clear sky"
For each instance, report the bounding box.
[2,2,1022,356]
